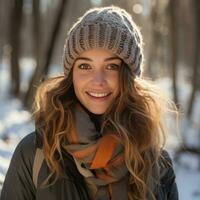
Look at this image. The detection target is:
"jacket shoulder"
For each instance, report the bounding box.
[1,132,37,200]
[13,132,36,163]
[157,149,179,199]
[18,131,36,148]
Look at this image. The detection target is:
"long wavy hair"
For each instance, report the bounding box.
[33,62,177,200]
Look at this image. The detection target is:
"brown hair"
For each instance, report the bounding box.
[33,62,178,199]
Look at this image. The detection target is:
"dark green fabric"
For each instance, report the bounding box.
[0,132,179,200]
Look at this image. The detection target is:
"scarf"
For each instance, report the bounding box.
[65,104,129,200]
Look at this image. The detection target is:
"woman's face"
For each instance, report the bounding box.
[72,49,121,114]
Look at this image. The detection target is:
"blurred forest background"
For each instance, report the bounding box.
[0,0,200,198]
[1,0,200,152]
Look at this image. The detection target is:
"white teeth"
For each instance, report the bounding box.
[88,92,109,97]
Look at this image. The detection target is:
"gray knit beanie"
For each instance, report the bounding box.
[62,6,143,77]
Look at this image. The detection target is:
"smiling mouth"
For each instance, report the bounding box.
[86,91,111,98]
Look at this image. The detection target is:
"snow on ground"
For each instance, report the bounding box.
[0,59,200,199]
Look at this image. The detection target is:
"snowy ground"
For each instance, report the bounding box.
[0,59,200,199]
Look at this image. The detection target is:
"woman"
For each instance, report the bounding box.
[1,6,179,200]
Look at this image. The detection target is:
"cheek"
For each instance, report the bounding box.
[114,82,119,96]
[109,74,119,93]
[72,72,87,99]
[72,71,81,96]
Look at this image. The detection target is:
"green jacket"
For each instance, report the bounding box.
[0,132,179,200]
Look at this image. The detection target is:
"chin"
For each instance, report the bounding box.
[88,109,106,115]
[86,106,108,115]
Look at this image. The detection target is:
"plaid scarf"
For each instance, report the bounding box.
[65,104,129,200]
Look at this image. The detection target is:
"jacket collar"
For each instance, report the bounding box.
[35,129,43,148]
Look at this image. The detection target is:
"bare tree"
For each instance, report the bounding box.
[174,0,200,162]
[9,0,23,97]
[187,0,200,119]
[146,0,160,79]
[32,0,40,63]
[23,0,41,109]
[168,0,179,107]
[24,0,68,109]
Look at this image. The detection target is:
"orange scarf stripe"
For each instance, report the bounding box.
[66,105,129,200]
[104,154,124,172]
[72,143,98,158]
[90,134,118,169]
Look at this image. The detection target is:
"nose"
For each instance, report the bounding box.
[91,70,107,86]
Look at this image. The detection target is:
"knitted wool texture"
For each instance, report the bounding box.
[62,6,144,77]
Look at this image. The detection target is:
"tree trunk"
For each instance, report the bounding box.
[174,0,200,166]
[24,0,68,110]
[147,0,159,79]
[32,0,40,62]
[23,0,41,109]
[42,0,67,76]
[9,0,23,97]
[169,0,179,107]
[187,0,200,118]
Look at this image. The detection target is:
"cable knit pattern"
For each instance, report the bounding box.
[62,6,143,77]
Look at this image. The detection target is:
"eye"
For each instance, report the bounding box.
[78,63,91,69]
[107,64,120,70]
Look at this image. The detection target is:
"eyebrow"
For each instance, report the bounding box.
[74,56,121,62]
